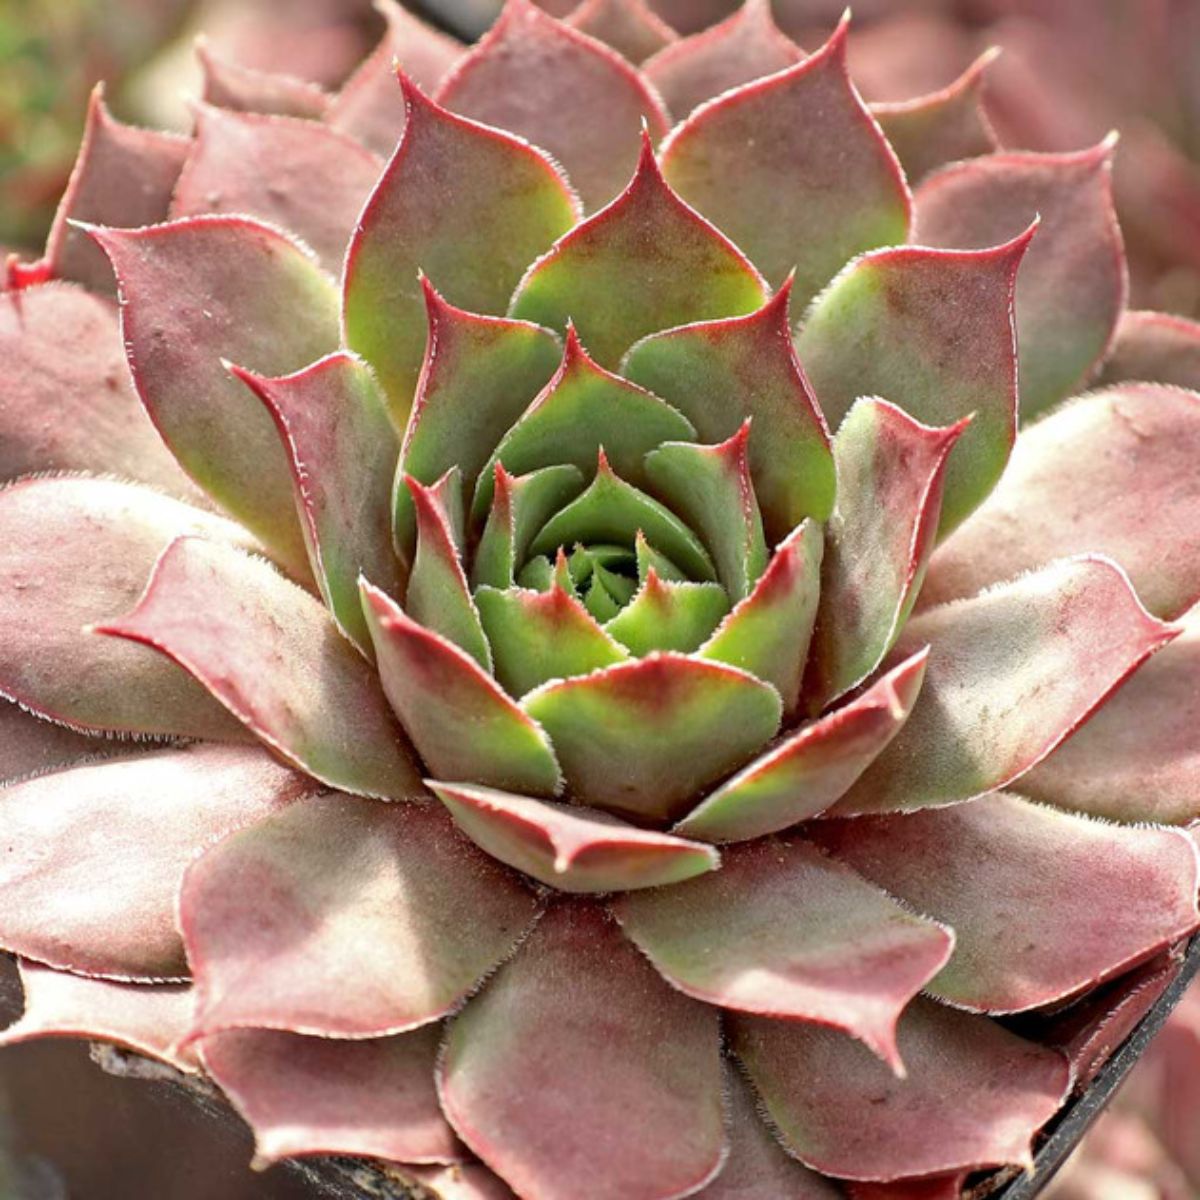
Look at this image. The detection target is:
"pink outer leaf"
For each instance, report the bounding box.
[1096,309,1200,391]
[676,649,928,844]
[0,700,112,785]
[24,85,188,294]
[615,837,952,1072]
[642,0,802,121]
[796,228,1032,538]
[171,104,382,273]
[922,384,1200,621]
[830,556,1178,817]
[731,997,1070,1181]
[360,581,563,797]
[326,0,465,156]
[0,745,316,980]
[1020,601,1200,825]
[870,49,999,183]
[913,140,1127,418]
[805,399,967,710]
[0,962,199,1075]
[230,353,403,658]
[439,900,725,1200]
[99,536,422,800]
[0,477,253,741]
[814,793,1200,1013]
[89,214,342,581]
[435,0,671,212]
[0,283,199,498]
[643,0,739,34]
[343,73,578,415]
[200,1025,462,1165]
[429,781,720,892]
[659,17,911,298]
[196,38,331,118]
[183,793,539,1039]
[566,0,677,65]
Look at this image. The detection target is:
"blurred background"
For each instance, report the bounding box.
[0,0,1198,1196]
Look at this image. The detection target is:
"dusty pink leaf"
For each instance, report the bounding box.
[0,476,253,740]
[676,649,928,843]
[0,701,112,785]
[439,901,725,1200]
[731,997,1070,1181]
[660,17,911,297]
[436,0,670,211]
[201,1025,462,1165]
[196,38,331,118]
[913,140,1127,417]
[1096,309,1200,391]
[923,384,1200,620]
[171,104,382,273]
[0,962,198,1074]
[566,0,676,65]
[99,536,422,800]
[615,837,951,1071]
[0,283,198,498]
[184,793,538,1039]
[89,215,342,581]
[430,781,720,892]
[643,0,738,34]
[815,793,1200,1012]
[643,0,803,120]
[0,745,315,979]
[831,556,1177,816]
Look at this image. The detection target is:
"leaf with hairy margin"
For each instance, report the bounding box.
[566,0,676,65]
[1096,310,1200,390]
[196,38,331,118]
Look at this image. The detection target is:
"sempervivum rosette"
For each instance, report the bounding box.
[4,3,1200,1198]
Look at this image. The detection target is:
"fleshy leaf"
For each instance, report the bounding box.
[871,50,999,183]
[0,962,198,1075]
[698,519,823,714]
[196,38,331,118]
[797,230,1032,536]
[814,793,1200,1014]
[521,653,781,823]
[343,74,578,415]
[439,901,725,1200]
[435,0,670,211]
[659,18,910,298]
[1096,310,1200,390]
[566,0,676,65]
[913,141,1127,418]
[642,0,803,121]
[0,701,112,785]
[99,537,421,800]
[472,465,585,589]
[0,477,252,740]
[510,134,769,368]
[230,353,403,657]
[0,746,315,979]
[171,104,382,273]
[394,280,563,547]
[89,215,341,580]
[622,281,834,537]
[1020,601,1200,825]
[614,837,952,1071]
[361,581,562,796]
[645,422,767,601]
[184,794,538,1038]
[804,399,967,710]
[472,328,695,519]
[605,574,730,655]
[430,782,719,892]
[527,452,716,581]
[201,1026,461,1165]
[405,473,493,671]
[922,385,1200,620]
[831,556,1177,817]
[732,998,1069,1180]
[475,581,629,696]
[676,649,927,843]
[635,530,686,583]
[0,283,198,497]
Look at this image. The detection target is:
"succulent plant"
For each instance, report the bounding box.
[3,2,1200,1198]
